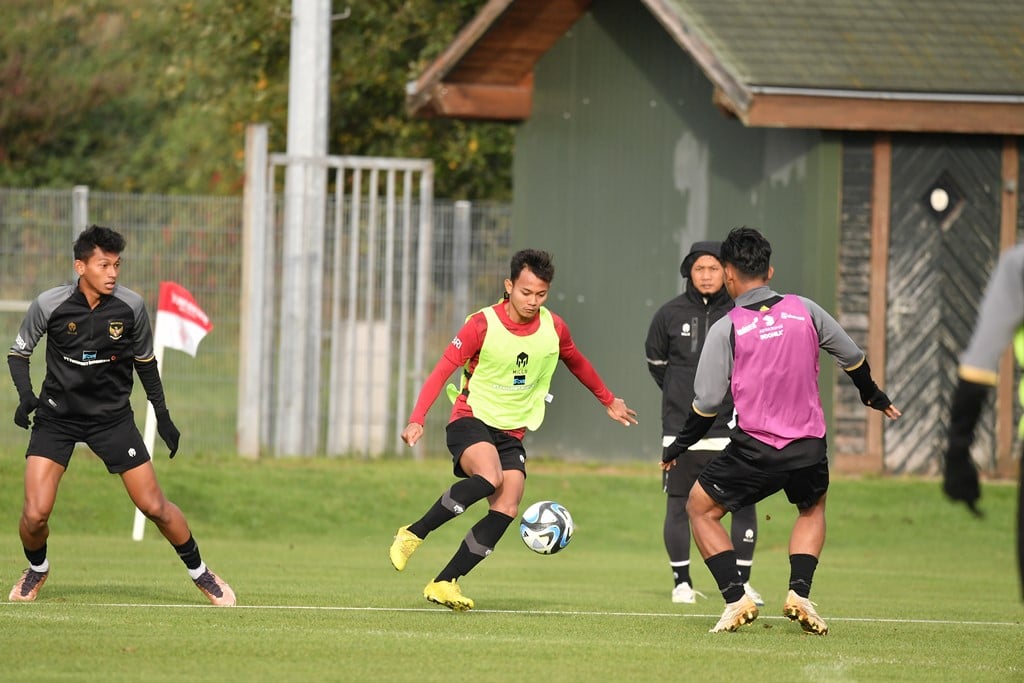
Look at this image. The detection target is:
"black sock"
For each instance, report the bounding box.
[731,506,757,583]
[705,550,745,603]
[25,543,47,567]
[671,562,691,586]
[173,535,203,571]
[788,553,819,598]
[409,475,495,539]
[664,496,691,586]
[435,510,513,582]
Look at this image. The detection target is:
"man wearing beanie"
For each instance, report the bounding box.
[645,240,761,606]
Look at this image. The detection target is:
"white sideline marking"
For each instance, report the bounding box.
[1,602,1017,627]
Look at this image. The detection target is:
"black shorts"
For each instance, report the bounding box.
[445,417,527,478]
[663,449,718,497]
[697,444,829,512]
[28,413,151,474]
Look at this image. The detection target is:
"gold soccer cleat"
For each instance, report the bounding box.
[8,568,48,602]
[193,569,236,607]
[389,525,423,572]
[783,589,828,635]
[709,593,759,633]
[423,580,474,611]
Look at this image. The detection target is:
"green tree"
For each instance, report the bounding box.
[0,1,151,188]
[0,0,513,199]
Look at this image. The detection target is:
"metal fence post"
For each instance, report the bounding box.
[411,167,434,461]
[71,185,89,281]
[238,124,269,459]
[452,201,472,333]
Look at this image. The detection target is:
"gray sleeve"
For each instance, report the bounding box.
[10,286,66,357]
[692,315,733,415]
[798,296,865,369]
[133,302,155,360]
[114,286,155,359]
[959,244,1024,383]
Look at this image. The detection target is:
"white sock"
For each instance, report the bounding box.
[187,562,208,580]
[30,559,49,573]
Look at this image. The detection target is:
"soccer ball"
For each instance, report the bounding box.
[519,500,574,554]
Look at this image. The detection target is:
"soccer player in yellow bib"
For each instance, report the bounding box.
[390,249,638,610]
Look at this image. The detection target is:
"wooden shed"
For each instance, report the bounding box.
[407,0,1024,475]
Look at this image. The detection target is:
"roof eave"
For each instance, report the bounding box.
[406,0,518,119]
[714,87,1024,135]
[408,75,534,121]
[406,0,592,121]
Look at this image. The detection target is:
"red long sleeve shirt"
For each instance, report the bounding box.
[408,302,615,439]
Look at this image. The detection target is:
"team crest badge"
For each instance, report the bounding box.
[67,322,78,335]
[108,321,124,340]
[513,351,529,386]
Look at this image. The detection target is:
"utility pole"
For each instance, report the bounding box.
[275,0,331,456]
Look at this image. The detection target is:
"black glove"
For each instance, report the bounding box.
[941,378,988,518]
[14,393,38,429]
[846,360,892,411]
[863,387,892,412]
[155,409,181,458]
[662,439,687,464]
[942,443,982,517]
[843,362,892,411]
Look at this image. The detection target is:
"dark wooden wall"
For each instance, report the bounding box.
[833,135,875,463]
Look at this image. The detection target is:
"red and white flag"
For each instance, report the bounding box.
[154,281,213,357]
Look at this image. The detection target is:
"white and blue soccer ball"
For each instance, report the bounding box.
[520,500,574,555]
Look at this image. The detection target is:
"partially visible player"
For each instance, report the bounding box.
[942,242,1024,599]
[7,225,235,606]
[662,227,900,634]
[390,248,637,610]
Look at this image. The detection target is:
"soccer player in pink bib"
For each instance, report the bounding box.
[661,227,900,634]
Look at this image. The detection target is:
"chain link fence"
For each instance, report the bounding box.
[0,187,512,458]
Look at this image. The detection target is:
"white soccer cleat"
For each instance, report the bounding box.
[743,582,765,606]
[709,594,759,633]
[670,582,705,604]
[783,589,828,635]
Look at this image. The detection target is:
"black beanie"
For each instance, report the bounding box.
[680,240,722,279]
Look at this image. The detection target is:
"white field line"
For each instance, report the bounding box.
[1,602,1017,627]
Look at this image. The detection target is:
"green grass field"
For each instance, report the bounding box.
[0,451,1020,682]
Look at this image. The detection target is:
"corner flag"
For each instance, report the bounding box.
[154,281,213,356]
[133,281,212,541]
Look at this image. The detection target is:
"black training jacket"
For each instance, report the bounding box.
[9,283,156,424]
[644,283,735,436]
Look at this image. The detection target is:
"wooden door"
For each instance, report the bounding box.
[884,136,1002,473]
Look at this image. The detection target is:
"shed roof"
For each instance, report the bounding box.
[662,0,1024,96]
[407,0,1024,134]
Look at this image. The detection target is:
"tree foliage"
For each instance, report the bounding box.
[0,0,513,199]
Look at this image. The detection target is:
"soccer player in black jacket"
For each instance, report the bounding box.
[645,240,761,606]
[7,225,235,606]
